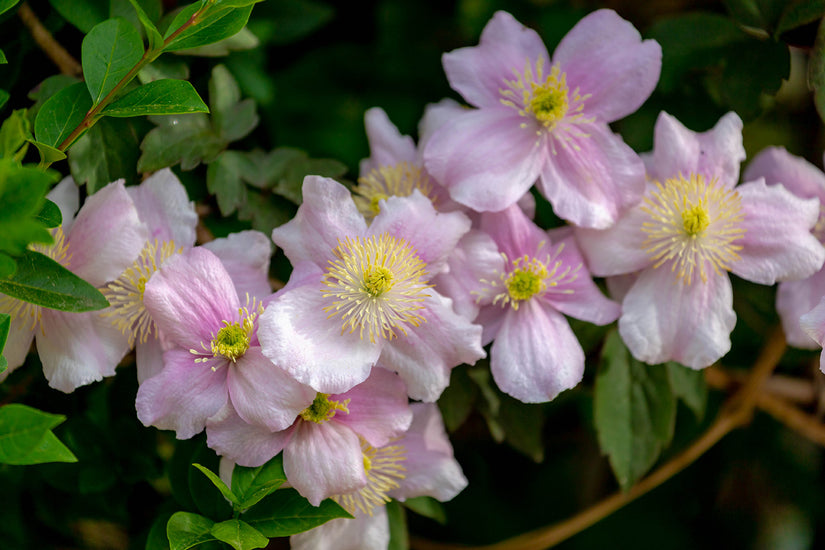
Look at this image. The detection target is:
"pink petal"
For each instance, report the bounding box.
[127,168,198,246]
[47,176,79,233]
[647,112,745,189]
[418,98,466,152]
[227,347,315,431]
[479,204,547,261]
[38,309,130,392]
[203,230,273,301]
[378,292,485,402]
[475,303,508,345]
[619,268,735,368]
[574,198,651,276]
[65,180,149,286]
[333,367,413,448]
[731,180,825,285]
[443,11,550,108]
[136,338,165,384]
[143,247,241,349]
[257,283,380,394]
[207,405,294,467]
[359,107,417,175]
[490,301,585,402]
[285,421,367,506]
[553,9,661,123]
[424,108,545,212]
[271,176,367,267]
[291,508,389,550]
[136,348,228,439]
[744,146,825,202]
[538,122,645,229]
[777,272,825,349]
[0,307,35,371]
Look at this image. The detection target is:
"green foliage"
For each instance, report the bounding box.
[103,79,208,117]
[68,117,143,192]
[230,454,287,510]
[438,365,478,432]
[240,488,352,537]
[0,404,77,465]
[0,110,31,161]
[403,496,447,525]
[0,0,20,17]
[82,18,145,106]
[34,200,62,228]
[387,500,409,550]
[163,2,256,52]
[167,511,218,550]
[810,17,825,123]
[33,83,93,149]
[209,519,268,550]
[0,312,9,374]
[251,0,334,45]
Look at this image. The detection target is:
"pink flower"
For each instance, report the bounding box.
[207,367,413,506]
[744,147,825,349]
[577,112,825,368]
[257,176,485,402]
[0,178,148,392]
[438,205,619,402]
[290,403,468,550]
[136,247,314,439]
[423,10,660,228]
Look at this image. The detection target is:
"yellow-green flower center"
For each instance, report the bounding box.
[353,162,436,221]
[681,204,710,236]
[363,265,394,296]
[505,265,546,302]
[211,321,250,362]
[332,440,406,517]
[299,393,351,424]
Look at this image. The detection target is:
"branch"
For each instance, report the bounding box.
[18,3,82,78]
[411,328,787,550]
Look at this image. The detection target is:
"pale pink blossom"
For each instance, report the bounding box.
[424,9,660,228]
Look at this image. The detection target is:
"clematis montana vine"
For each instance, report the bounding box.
[136,247,315,439]
[257,176,485,402]
[424,9,661,228]
[576,112,825,368]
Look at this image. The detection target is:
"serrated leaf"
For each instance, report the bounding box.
[69,117,141,193]
[0,250,110,312]
[127,0,163,50]
[0,404,74,464]
[666,362,708,420]
[237,188,294,235]
[207,150,247,216]
[241,489,352,537]
[210,520,268,550]
[167,512,216,550]
[103,79,208,117]
[231,453,287,510]
[35,199,62,228]
[403,496,446,525]
[594,331,677,490]
[34,82,93,148]
[0,110,32,161]
[387,500,409,550]
[164,3,255,52]
[48,0,108,33]
[138,113,224,171]
[193,462,241,506]
[83,18,145,106]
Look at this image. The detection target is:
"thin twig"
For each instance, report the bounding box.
[757,391,825,447]
[411,329,787,550]
[706,366,817,405]
[17,2,82,78]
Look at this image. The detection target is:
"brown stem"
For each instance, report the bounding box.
[411,329,787,550]
[18,3,82,78]
[757,391,825,447]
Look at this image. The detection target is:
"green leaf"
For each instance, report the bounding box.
[0,404,76,465]
[0,89,8,111]
[27,75,80,123]
[138,57,190,84]
[33,82,93,148]
[0,0,20,17]
[0,110,32,161]
[30,141,67,165]
[209,65,258,141]
[437,365,477,432]
[210,520,268,550]
[103,79,209,117]
[82,18,145,106]
[192,462,241,506]
[403,496,446,525]
[0,250,110,312]
[241,489,352,537]
[175,27,259,56]
[0,159,54,256]
[811,17,825,123]
[498,396,545,463]
[127,0,164,50]
[48,0,108,33]
[723,0,787,31]
[467,365,504,442]
[138,113,224,171]
[68,117,141,193]
[594,331,677,490]
[237,188,295,235]
[0,312,9,358]
[207,151,247,216]
[777,0,825,36]
[666,362,708,420]
[231,453,287,510]
[256,0,334,45]
[0,254,15,279]
[35,199,62,228]
[387,500,409,550]
[165,4,255,52]
[166,512,216,550]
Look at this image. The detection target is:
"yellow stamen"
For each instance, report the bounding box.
[299,393,351,424]
[190,296,264,368]
[353,163,436,220]
[332,439,406,516]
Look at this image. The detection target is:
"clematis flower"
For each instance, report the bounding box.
[744,147,825,349]
[423,9,660,228]
[257,176,485,402]
[438,204,619,402]
[136,247,314,439]
[290,403,468,550]
[207,367,413,506]
[0,177,148,392]
[576,112,825,368]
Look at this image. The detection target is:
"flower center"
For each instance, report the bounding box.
[505,262,547,302]
[299,393,351,424]
[640,173,746,285]
[191,296,263,367]
[321,233,431,343]
[332,439,406,517]
[353,162,436,220]
[101,240,181,347]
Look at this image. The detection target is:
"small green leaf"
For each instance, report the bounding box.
[498,396,545,463]
[241,489,352,537]
[403,497,446,525]
[138,113,224,171]
[167,512,216,550]
[437,366,477,432]
[68,117,141,193]
[666,362,708,420]
[0,159,55,255]
[0,110,32,161]
[34,82,93,148]
[48,0,107,32]
[0,0,20,17]
[0,89,8,111]
[0,250,110,312]
[237,188,295,236]
[210,519,268,550]
[164,4,255,52]
[0,254,14,279]
[207,151,247,216]
[35,199,62,228]
[0,312,10,374]
[387,500,409,550]
[208,65,257,142]
[10,430,77,465]
[231,453,287,510]
[175,27,259,56]
[777,0,825,36]
[0,50,5,64]
[193,462,241,506]
[0,404,76,465]
[127,0,164,50]
[30,141,67,165]
[103,79,209,117]
[82,18,145,106]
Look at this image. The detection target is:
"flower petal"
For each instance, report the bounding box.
[574,199,651,276]
[479,204,547,261]
[359,107,417,175]
[136,337,166,384]
[203,230,273,301]
[777,272,825,349]
[553,9,661,123]
[490,301,585,402]
[619,268,735,368]
[0,306,35,371]
[207,405,293,467]
[731,179,825,285]
[291,507,389,550]
[418,98,466,152]
[136,348,228,439]
[47,176,79,233]
[744,146,825,202]
[424,108,544,212]
[127,168,198,246]
[538,122,645,229]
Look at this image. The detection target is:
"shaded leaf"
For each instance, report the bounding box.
[437,365,477,432]
[69,117,141,193]
[0,254,14,279]
[666,362,708,420]
[0,250,110,312]
[723,0,787,31]
[35,199,62,228]
[0,89,7,110]
[48,0,108,33]
[138,113,224,171]
[209,65,258,141]
[810,17,825,122]
[139,57,190,84]
[192,462,241,506]
[33,82,93,148]
[0,312,8,371]
[127,0,164,50]
[231,453,287,510]
[498,396,545,463]
[207,150,247,216]
[175,27,259,56]
[254,0,334,45]
[0,404,76,465]
[237,188,294,235]
[30,141,67,165]
[403,496,446,525]
[166,512,216,550]
[241,489,352,537]
[82,18,145,105]
[387,500,409,550]
[0,110,31,161]
[777,0,825,36]
[164,3,255,52]
[103,79,208,117]
[210,519,268,550]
